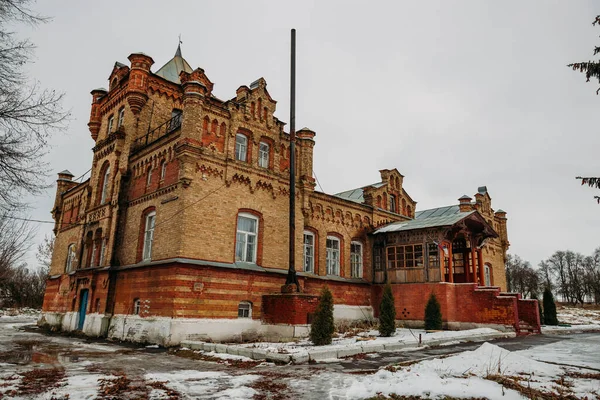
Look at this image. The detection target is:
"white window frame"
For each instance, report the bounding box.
[143,211,156,262]
[100,165,110,204]
[65,244,76,273]
[303,231,315,273]
[160,160,167,181]
[389,194,397,213]
[238,301,252,318]
[235,213,258,263]
[326,236,341,276]
[484,264,491,286]
[117,108,125,128]
[133,298,141,315]
[107,115,114,134]
[258,142,269,168]
[350,241,363,278]
[235,134,248,162]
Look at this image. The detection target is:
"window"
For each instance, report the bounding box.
[238,301,252,318]
[100,165,111,204]
[387,244,423,268]
[117,108,125,128]
[427,243,440,269]
[169,109,182,131]
[303,231,315,273]
[326,237,340,275]
[143,211,156,261]
[389,194,397,213]
[107,115,114,134]
[133,298,141,315]
[350,242,363,278]
[235,134,248,162]
[99,239,107,266]
[65,244,76,272]
[95,298,101,313]
[90,241,98,267]
[160,160,167,181]
[146,167,152,188]
[258,142,269,168]
[236,213,258,263]
[484,264,492,286]
[452,239,466,274]
[373,246,384,271]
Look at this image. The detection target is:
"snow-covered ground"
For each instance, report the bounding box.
[557,304,600,325]
[1,307,599,399]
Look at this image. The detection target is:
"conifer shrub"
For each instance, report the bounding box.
[378,284,396,337]
[424,292,443,331]
[543,287,559,326]
[310,286,335,346]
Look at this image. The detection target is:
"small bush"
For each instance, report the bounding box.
[543,287,558,326]
[310,286,335,346]
[379,284,396,337]
[424,292,443,330]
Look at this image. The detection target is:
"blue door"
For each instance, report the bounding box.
[78,289,89,330]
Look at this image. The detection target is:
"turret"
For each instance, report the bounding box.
[52,170,78,232]
[296,127,316,189]
[126,53,154,115]
[88,88,107,141]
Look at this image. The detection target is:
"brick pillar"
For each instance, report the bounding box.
[477,248,484,285]
[448,244,454,283]
[470,239,477,283]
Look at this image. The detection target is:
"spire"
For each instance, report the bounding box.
[175,34,183,57]
[155,37,193,84]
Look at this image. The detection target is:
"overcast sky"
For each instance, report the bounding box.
[16,0,600,268]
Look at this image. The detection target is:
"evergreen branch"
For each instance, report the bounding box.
[576,177,600,189]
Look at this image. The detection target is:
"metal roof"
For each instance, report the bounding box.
[374,210,475,234]
[478,186,488,195]
[154,45,193,84]
[334,182,386,204]
[414,204,461,219]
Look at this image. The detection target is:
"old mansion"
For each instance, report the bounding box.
[41,46,539,344]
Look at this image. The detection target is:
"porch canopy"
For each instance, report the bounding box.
[372,206,498,285]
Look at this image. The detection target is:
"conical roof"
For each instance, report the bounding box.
[154,44,193,84]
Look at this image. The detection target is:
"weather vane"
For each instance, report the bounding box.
[178,34,182,45]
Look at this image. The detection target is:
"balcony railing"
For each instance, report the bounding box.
[132,113,182,152]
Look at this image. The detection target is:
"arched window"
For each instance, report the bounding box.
[107,115,114,134]
[258,141,269,168]
[146,166,153,188]
[484,263,492,286]
[99,163,111,204]
[407,205,412,218]
[117,107,125,128]
[160,160,167,181]
[110,77,118,90]
[350,241,363,278]
[402,198,407,215]
[326,236,341,276]
[303,230,315,273]
[95,298,101,313]
[389,194,397,213]
[99,238,107,266]
[143,211,156,261]
[376,195,382,208]
[236,212,258,263]
[65,244,76,272]
[133,298,141,315]
[235,133,248,162]
[238,301,252,318]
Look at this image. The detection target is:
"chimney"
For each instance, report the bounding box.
[458,195,472,212]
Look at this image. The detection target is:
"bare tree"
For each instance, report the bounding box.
[35,233,53,273]
[505,254,541,299]
[0,0,69,212]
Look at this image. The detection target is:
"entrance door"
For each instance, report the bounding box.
[78,289,89,330]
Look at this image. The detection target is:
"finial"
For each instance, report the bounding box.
[175,34,182,57]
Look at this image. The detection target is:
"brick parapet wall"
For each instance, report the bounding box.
[261,294,319,325]
[517,299,541,333]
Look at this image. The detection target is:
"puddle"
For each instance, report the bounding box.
[0,340,126,366]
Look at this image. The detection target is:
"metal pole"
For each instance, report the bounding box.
[286,28,300,291]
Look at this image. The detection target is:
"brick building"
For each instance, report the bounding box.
[40,46,538,345]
